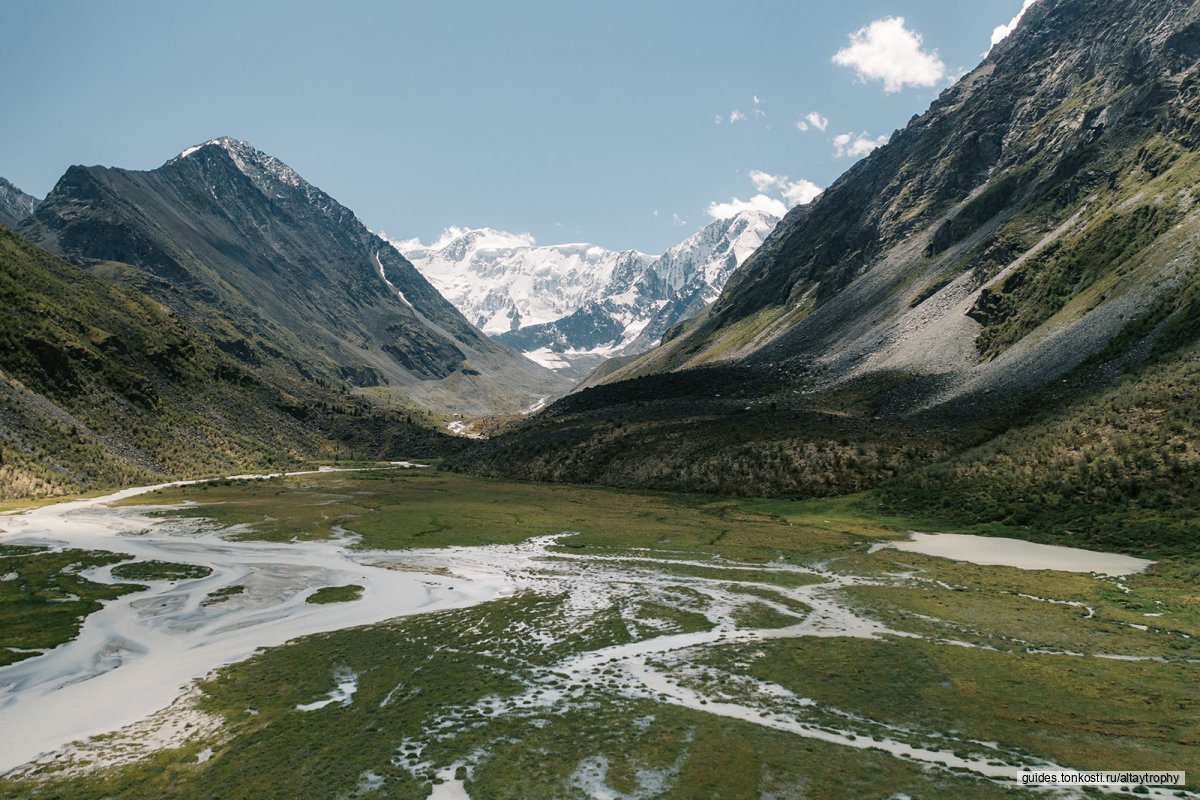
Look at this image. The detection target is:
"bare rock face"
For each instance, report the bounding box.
[0,177,39,228]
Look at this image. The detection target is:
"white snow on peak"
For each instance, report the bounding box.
[654,208,777,294]
[394,226,537,254]
[169,137,307,196]
[386,229,653,335]
[175,136,250,161]
[393,208,779,370]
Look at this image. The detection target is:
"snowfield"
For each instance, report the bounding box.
[389,209,780,369]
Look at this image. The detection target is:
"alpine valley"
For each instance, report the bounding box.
[1,1,1198,798]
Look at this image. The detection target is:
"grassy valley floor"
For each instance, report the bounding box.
[0,468,1196,798]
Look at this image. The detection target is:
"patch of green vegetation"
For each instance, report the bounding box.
[306,584,363,604]
[701,636,1200,777]
[684,304,793,367]
[882,340,1200,557]
[838,544,1200,655]
[462,701,1018,800]
[634,598,714,635]
[0,546,142,666]
[125,470,874,562]
[109,561,213,582]
[200,585,245,606]
[730,601,800,629]
[733,585,813,616]
[0,594,1019,800]
[971,204,1179,360]
[844,582,1199,659]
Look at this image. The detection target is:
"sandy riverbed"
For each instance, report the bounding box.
[0,469,514,772]
[872,532,1153,576]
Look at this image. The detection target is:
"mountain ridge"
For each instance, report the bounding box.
[453,0,1200,533]
[398,209,780,378]
[20,137,569,418]
[0,178,39,228]
[0,226,457,499]
[600,0,1200,402]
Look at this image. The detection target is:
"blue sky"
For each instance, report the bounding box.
[1,0,1033,253]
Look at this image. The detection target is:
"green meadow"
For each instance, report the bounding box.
[1,468,1195,798]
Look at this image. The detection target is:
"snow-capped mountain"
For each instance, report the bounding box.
[393,209,779,378]
[389,228,654,334]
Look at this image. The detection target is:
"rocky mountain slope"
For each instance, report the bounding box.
[0,178,38,228]
[882,326,1200,557]
[20,138,567,417]
[601,0,1200,399]
[456,0,1200,521]
[0,227,455,500]
[398,210,779,378]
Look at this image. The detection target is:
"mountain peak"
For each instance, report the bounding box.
[402,209,781,377]
[0,177,40,228]
[174,135,242,159]
[23,138,568,416]
[168,136,305,195]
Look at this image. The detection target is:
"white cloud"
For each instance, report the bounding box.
[706,193,787,220]
[384,225,536,252]
[795,111,829,132]
[781,178,822,206]
[832,17,945,93]
[833,131,890,158]
[672,213,688,226]
[708,171,822,221]
[990,0,1037,49]
[749,169,781,193]
[720,97,765,126]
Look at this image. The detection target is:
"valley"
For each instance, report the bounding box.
[0,468,1195,798]
[1,0,1198,796]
